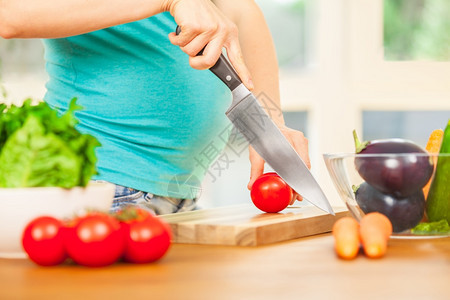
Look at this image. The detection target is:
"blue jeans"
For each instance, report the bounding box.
[97,181,198,215]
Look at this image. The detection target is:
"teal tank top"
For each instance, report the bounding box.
[42,13,232,198]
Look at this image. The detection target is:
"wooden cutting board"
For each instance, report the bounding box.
[160,204,350,246]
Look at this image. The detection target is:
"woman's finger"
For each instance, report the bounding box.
[179,32,212,57]
[189,37,224,69]
[290,130,310,169]
[224,34,254,90]
[168,27,199,47]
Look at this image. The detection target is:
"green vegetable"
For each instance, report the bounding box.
[411,220,450,235]
[426,119,450,223]
[0,98,100,188]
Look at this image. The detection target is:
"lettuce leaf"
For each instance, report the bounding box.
[0,98,100,188]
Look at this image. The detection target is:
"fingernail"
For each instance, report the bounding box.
[247,79,254,90]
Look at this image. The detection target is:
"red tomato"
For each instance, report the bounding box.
[116,207,171,264]
[250,172,293,213]
[64,213,125,267]
[22,216,67,266]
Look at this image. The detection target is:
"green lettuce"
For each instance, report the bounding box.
[0,98,100,188]
[411,220,450,235]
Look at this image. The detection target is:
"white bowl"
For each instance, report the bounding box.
[0,182,115,258]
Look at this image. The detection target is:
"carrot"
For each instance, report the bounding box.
[423,129,444,198]
[332,217,360,260]
[360,212,392,259]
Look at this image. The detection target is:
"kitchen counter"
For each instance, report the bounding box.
[0,234,448,300]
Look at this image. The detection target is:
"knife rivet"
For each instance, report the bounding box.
[226,75,232,81]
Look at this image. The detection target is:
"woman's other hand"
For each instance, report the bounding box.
[247,126,310,205]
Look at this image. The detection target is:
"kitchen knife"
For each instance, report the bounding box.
[175,27,334,215]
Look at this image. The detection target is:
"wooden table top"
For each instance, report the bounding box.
[0,234,449,300]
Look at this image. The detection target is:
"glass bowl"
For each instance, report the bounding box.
[323,152,450,239]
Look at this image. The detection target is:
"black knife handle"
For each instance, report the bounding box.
[175,25,242,91]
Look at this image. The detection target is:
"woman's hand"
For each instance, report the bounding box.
[165,0,253,90]
[247,125,310,205]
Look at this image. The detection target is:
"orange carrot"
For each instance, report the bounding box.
[332,217,361,260]
[360,212,392,259]
[423,129,444,198]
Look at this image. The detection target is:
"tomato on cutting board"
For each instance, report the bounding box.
[63,212,125,267]
[250,172,293,213]
[115,207,172,264]
[22,216,67,266]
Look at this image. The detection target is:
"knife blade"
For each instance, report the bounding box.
[175,26,334,215]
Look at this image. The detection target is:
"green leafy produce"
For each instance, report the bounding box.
[411,220,450,235]
[0,98,100,188]
[426,119,450,223]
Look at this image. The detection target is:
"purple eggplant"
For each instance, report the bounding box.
[354,182,425,233]
[353,130,433,197]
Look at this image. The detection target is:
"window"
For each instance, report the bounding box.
[363,111,450,147]
[384,0,450,61]
[257,0,311,69]
[0,39,47,105]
